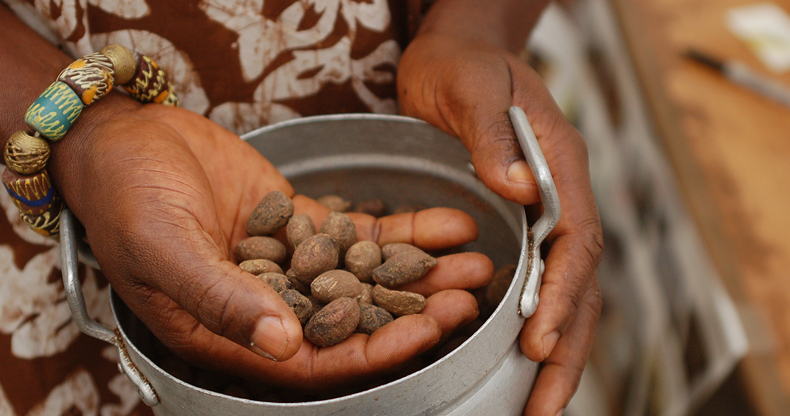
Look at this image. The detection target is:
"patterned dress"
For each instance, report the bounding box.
[0,1,413,414]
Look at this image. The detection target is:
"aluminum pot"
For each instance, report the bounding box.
[61,107,559,415]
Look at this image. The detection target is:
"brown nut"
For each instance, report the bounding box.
[286,213,316,250]
[319,211,356,255]
[353,199,388,217]
[316,195,351,212]
[357,283,374,304]
[234,236,287,263]
[304,297,360,347]
[285,272,311,295]
[345,241,382,283]
[246,190,294,236]
[306,295,325,318]
[288,233,339,284]
[356,303,394,335]
[372,285,426,316]
[311,270,364,304]
[257,272,291,293]
[239,259,284,275]
[280,289,314,325]
[380,242,423,261]
[372,250,437,287]
[485,264,517,308]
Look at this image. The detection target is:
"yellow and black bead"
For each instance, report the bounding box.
[2,166,58,216]
[21,198,62,238]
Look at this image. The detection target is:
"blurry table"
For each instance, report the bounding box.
[609,0,790,414]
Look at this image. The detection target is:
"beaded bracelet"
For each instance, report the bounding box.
[2,45,178,238]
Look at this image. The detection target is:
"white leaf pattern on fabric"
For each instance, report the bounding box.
[350,39,399,114]
[340,0,389,32]
[0,246,60,335]
[205,0,399,132]
[0,219,113,359]
[0,0,60,44]
[209,37,399,131]
[201,0,341,81]
[11,288,79,359]
[209,101,301,134]
[29,0,93,55]
[11,267,114,358]
[26,370,99,416]
[89,30,211,116]
[88,0,150,19]
[99,374,141,416]
[0,383,15,416]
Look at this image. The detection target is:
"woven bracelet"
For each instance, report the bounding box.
[2,44,178,238]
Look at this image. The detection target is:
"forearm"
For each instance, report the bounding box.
[417,0,551,53]
[0,5,74,144]
[0,5,139,199]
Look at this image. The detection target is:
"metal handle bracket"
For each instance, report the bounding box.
[509,106,561,318]
[60,207,160,407]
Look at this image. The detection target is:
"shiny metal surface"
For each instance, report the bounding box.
[509,106,561,318]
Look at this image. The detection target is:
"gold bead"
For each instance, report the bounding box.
[4,131,50,175]
[101,44,136,85]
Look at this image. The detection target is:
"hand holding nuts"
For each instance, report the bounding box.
[235,191,446,349]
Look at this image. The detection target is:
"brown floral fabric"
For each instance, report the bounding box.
[0,0,407,414]
[4,0,407,134]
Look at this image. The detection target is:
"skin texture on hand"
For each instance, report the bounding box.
[398,31,604,415]
[54,103,492,390]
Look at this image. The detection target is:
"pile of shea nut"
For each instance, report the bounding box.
[234,191,439,347]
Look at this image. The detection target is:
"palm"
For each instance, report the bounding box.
[66,105,490,391]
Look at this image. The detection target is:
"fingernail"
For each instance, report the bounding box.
[543,331,561,360]
[250,316,289,361]
[556,409,565,416]
[506,160,532,184]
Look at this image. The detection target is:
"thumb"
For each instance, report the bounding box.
[464,104,542,207]
[102,219,303,362]
[426,55,545,207]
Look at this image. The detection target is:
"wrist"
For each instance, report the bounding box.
[416,0,549,53]
[2,37,177,237]
[47,91,142,209]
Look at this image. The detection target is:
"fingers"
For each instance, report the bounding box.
[308,314,442,381]
[522,280,602,415]
[519,222,603,361]
[413,51,603,413]
[105,213,303,362]
[422,52,546,206]
[420,289,479,335]
[134,287,478,391]
[261,289,478,389]
[292,196,479,250]
[396,252,493,296]
[514,123,602,362]
[364,208,478,250]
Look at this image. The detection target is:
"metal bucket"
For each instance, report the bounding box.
[61,108,559,415]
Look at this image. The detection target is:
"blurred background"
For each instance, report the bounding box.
[526,1,790,415]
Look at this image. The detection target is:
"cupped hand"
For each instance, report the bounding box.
[398,33,604,415]
[51,102,491,390]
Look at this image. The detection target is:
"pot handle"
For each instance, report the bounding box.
[508,106,561,318]
[60,207,160,407]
